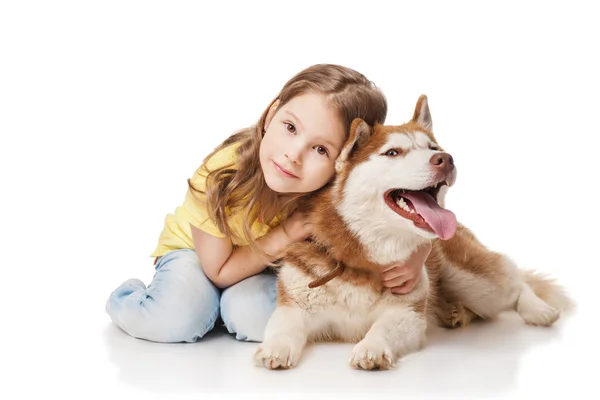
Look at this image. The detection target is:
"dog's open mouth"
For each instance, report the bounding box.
[384,183,457,240]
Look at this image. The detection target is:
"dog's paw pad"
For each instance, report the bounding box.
[446,303,473,329]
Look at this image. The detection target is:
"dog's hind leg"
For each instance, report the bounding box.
[436,224,565,326]
[441,255,561,326]
[254,306,309,369]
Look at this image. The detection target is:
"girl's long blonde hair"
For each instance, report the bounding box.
[189,64,388,263]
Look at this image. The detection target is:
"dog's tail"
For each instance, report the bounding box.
[521,269,575,312]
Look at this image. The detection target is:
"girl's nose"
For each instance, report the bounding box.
[285,146,302,164]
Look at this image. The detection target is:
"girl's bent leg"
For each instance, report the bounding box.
[106,249,220,343]
[220,270,277,342]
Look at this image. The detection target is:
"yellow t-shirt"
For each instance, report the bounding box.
[150,142,283,257]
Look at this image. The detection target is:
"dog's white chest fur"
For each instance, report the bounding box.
[278,264,427,342]
[279,266,379,341]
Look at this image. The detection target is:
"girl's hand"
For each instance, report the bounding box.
[381,241,432,294]
[282,211,313,244]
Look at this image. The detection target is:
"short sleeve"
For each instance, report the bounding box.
[183,144,239,238]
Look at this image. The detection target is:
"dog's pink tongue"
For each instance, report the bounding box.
[401,192,457,240]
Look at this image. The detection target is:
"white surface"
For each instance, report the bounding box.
[1,1,598,399]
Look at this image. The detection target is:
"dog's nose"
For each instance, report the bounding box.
[430,152,454,175]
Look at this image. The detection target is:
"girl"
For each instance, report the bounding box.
[106,64,432,343]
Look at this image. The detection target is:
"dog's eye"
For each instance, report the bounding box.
[384,149,400,157]
[429,144,440,151]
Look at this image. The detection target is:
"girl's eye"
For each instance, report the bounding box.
[315,146,329,156]
[284,122,296,134]
[384,149,400,157]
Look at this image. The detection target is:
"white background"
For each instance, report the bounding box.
[1,1,598,399]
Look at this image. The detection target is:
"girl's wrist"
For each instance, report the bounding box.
[259,226,291,259]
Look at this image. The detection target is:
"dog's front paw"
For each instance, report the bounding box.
[350,339,395,370]
[254,339,301,370]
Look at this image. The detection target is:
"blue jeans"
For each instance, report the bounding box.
[106,249,277,343]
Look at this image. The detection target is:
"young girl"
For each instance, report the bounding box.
[106,64,432,343]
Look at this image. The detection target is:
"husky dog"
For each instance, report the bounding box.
[254,95,572,370]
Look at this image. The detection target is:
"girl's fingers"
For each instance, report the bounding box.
[382,274,408,288]
[391,278,418,294]
[381,266,408,281]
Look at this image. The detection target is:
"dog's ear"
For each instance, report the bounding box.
[411,94,432,131]
[335,118,372,173]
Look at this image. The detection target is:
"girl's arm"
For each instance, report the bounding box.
[191,224,290,289]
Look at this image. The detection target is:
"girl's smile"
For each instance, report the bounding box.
[273,161,299,179]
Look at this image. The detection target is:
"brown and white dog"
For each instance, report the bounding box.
[254,95,573,370]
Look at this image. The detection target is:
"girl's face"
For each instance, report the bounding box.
[259,93,346,194]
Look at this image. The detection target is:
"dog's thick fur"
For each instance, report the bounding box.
[254,95,573,370]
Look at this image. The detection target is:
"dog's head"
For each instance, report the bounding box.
[333,95,457,248]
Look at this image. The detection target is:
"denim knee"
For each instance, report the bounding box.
[220,271,277,342]
[107,249,220,343]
